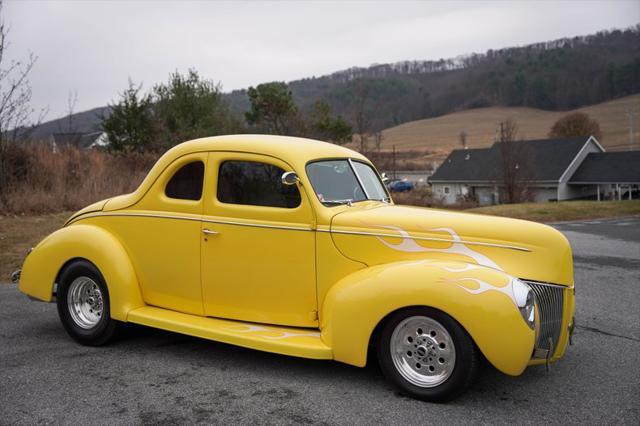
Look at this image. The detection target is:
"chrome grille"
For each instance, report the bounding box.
[525,280,565,358]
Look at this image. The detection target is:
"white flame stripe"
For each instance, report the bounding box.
[447,277,519,307]
[323,227,530,252]
[225,325,321,340]
[371,225,503,271]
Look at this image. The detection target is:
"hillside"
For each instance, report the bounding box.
[25,106,110,140]
[378,94,640,156]
[24,25,640,141]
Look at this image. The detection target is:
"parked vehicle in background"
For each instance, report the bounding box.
[388,179,414,192]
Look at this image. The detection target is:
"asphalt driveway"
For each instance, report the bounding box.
[1,217,639,425]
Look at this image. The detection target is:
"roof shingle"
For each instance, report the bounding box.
[430,137,592,183]
[569,151,640,183]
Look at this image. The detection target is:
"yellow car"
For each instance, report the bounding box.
[16,135,575,401]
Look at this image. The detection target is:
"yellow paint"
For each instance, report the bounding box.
[321,259,536,374]
[200,152,318,327]
[127,306,332,360]
[19,224,144,321]
[19,134,574,377]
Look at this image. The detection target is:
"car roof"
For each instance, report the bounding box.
[104,135,369,212]
[166,134,367,168]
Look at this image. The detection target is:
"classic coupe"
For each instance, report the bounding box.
[16,135,575,401]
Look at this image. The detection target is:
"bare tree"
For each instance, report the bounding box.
[495,118,531,204]
[0,1,45,202]
[65,90,78,133]
[548,112,602,141]
[352,80,371,153]
[459,131,467,149]
[56,90,80,146]
[0,4,42,144]
[373,130,384,153]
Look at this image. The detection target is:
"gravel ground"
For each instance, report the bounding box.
[1,217,638,425]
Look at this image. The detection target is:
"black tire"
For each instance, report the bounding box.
[56,260,120,346]
[376,307,478,402]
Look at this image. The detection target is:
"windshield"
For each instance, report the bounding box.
[306,159,389,206]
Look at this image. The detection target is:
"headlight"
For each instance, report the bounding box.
[512,278,535,329]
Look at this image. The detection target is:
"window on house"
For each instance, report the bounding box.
[217,160,301,208]
[444,187,450,194]
[165,161,205,201]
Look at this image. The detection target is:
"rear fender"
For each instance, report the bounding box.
[320,259,535,376]
[18,224,144,321]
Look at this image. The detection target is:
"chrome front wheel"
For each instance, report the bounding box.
[377,307,478,402]
[390,316,456,388]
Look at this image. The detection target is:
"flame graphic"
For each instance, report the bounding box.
[227,324,320,340]
[447,277,518,306]
[372,225,502,270]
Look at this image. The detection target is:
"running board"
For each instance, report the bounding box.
[127,306,333,360]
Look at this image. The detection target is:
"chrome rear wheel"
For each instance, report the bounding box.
[57,260,119,346]
[67,276,104,329]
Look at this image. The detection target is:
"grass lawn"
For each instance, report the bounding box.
[0,212,70,282]
[468,200,640,222]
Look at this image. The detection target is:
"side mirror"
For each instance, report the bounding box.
[281,171,300,186]
[381,172,390,183]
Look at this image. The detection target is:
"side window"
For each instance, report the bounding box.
[217,160,301,208]
[165,161,205,201]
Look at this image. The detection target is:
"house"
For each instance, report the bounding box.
[49,132,108,151]
[429,136,640,205]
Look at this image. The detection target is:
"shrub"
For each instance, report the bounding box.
[0,142,157,215]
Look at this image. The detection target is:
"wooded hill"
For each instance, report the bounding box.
[227,25,640,131]
[28,25,640,140]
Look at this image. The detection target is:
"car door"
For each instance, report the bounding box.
[201,152,318,327]
[104,152,207,315]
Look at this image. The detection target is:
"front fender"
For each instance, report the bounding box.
[18,224,144,321]
[321,259,535,376]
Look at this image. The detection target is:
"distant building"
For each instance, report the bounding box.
[49,132,108,151]
[429,136,640,205]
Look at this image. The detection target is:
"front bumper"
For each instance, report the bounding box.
[11,269,21,284]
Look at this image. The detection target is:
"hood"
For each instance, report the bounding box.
[330,204,573,286]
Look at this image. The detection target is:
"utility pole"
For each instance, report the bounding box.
[627,109,638,151]
[392,144,396,180]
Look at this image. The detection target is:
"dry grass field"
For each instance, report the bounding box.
[0,212,69,281]
[380,94,640,154]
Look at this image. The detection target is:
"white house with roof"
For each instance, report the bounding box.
[429,136,639,205]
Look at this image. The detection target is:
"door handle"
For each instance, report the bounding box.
[202,228,219,236]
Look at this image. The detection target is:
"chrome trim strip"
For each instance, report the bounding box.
[70,212,313,232]
[201,217,312,232]
[70,211,532,250]
[318,228,531,252]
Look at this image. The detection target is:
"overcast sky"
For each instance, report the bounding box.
[4,0,639,121]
